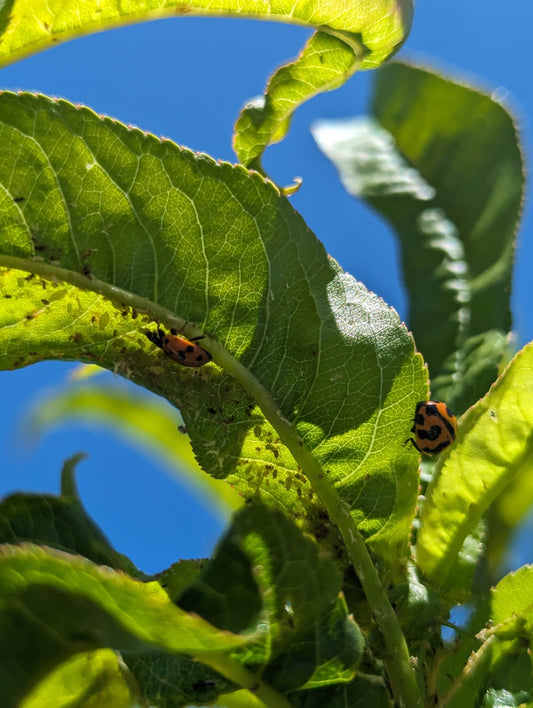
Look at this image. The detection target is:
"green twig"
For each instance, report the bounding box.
[212,347,423,708]
[436,634,495,708]
[441,620,477,640]
[199,652,292,708]
[0,257,193,335]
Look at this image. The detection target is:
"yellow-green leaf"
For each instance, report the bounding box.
[233,3,414,169]
[0,544,254,705]
[415,342,533,593]
[0,92,426,569]
[21,650,135,708]
[0,0,413,173]
[26,384,242,515]
[0,0,413,71]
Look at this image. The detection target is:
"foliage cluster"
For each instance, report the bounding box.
[0,2,531,707]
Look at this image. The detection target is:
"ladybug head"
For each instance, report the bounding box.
[144,328,165,350]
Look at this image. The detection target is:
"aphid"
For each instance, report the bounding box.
[404,400,457,456]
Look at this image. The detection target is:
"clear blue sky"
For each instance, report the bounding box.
[1,2,531,575]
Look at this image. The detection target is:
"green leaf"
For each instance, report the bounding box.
[442,578,533,708]
[446,518,486,601]
[436,591,533,708]
[415,342,533,596]
[264,593,363,691]
[0,544,253,706]
[154,558,208,603]
[20,650,135,708]
[387,563,443,644]
[291,672,390,707]
[124,651,236,708]
[443,635,533,708]
[492,566,533,627]
[312,61,524,413]
[180,503,365,692]
[0,454,142,577]
[179,504,342,638]
[0,2,412,172]
[234,0,415,170]
[217,689,267,708]
[26,384,242,515]
[0,0,412,70]
[233,31,363,172]
[0,456,239,704]
[70,363,107,380]
[0,92,427,568]
[127,505,362,701]
[485,461,533,582]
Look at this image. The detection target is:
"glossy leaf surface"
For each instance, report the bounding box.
[313,61,523,413]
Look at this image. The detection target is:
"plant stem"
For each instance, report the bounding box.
[213,348,423,708]
[1,256,423,707]
[198,652,292,708]
[0,256,193,334]
[436,634,495,708]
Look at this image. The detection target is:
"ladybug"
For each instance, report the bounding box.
[146,328,212,367]
[404,400,457,456]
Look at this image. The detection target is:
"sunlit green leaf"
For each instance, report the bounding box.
[20,650,135,708]
[233,2,414,169]
[69,363,106,380]
[0,92,427,567]
[0,2,412,172]
[0,544,253,705]
[126,566,240,703]
[492,566,533,627]
[154,558,208,603]
[217,689,266,708]
[0,0,412,70]
[415,343,533,595]
[313,61,523,414]
[233,31,363,172]
[486,457,533,581]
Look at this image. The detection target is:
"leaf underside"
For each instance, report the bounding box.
[313,61,523,414]
[0,91,427,565]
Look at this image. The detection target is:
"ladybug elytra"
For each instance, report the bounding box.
[404,400,457,456]
[146,328,212,367]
